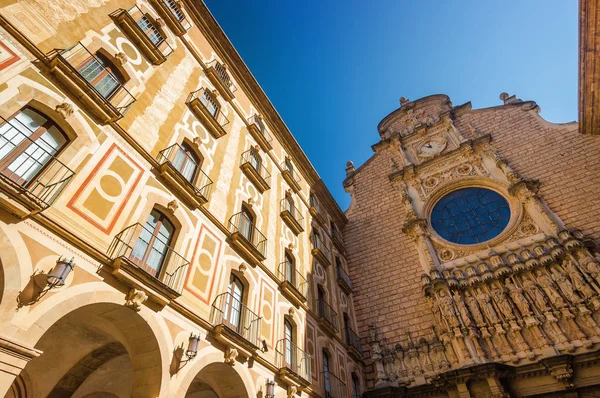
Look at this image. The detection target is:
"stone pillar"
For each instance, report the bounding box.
[0,335,41,396]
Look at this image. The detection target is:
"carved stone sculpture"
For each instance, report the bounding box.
[537,271,567,308]
[464,290,485,325]
[225,347,239,365]
[551,268,582,304]
[477,288,500,324]
[506,281,532,315]
[125,288,148,312]
[491,286,514,320]
[453,292,473,327]
[563,259,596,299]
[55,102,74,119]
[522,276,550,311]
[437,289,460,328]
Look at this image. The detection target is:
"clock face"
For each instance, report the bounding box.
[417,139,446,158]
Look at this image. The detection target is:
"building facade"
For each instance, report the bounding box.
[0,1,363,397]
[344,94,600,397]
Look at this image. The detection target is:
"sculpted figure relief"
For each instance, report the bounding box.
[464,290,485,325]
[582,258,600,286]
[453,292,473,327]
[551,267,582,304]
[522,276,550,311]
[491,286,515,320]
[506,281,532,315]
[438,289,460,328]
[537,271,567,308]
[563,259,596,299]
[477,288,500,324]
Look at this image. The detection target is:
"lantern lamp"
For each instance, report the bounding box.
[186,333,201,359]
[47,257,75,288]
[265,379,275,398]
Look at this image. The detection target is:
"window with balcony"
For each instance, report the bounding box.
[0,107,74,215]
[206,60,236,101]
[343,312,362,360]
[156,142,213,209]
[311,229,331,266]
[351,373,360,398]
[275,318,311,387]
[317,286,339,335]
[240,148,270,192]
[46,43,136,124]
[331,221,345,252]
[281,157,301,192]
[111,6,173,65]
[228,204,267,265]
[186,88,229,139]
[224,274,244,330]
[150,0,191,36]
[278,252,307,305]
[247,115,272,151]
[322,351,346,398]
[336,257,352,294]
[130,209,175,278]
[309,193,325,224]
[280,193,304,234]
[209,273,261,359]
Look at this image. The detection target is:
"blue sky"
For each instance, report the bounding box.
[204,0,578,210]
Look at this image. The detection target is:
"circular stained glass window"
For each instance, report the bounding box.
[430,187,510,245]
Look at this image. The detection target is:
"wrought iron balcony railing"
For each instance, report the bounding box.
[277,262,308,300]
[345,327,362,358]
[111,5,173,64]
[317,299,339,333]
[46,42,136,123]
[322,371,347,398]
[208,60,235,90]
[228,212,267,261]
[309,195,325,224]
[239,149,270,192]
[311,233,331,266]
[281,161,302,192]
[186,88,230,139]
[157,143,213,205]
[331,228,345,251]
[210,292,261,346]
[275,338,312,383]
[107,222,189,294]
[150,0,191,36]
[280,198,304,234]
[247,115,273,151]
[336,264,353,293]
[0,115,75,212]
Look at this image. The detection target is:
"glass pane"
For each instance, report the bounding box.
[137,16,163,45]
[431,188,511,245]
[201,91,218,117]
[166,0,185,22]
[0,109,43,162]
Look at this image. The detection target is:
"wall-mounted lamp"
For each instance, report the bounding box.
[186,333,201,359]
[261,339,268,353]
[47,257,75,288]
[265,379,275,398]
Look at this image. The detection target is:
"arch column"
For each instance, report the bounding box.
[0,335,41,397]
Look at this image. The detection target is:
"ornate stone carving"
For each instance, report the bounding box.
[125,288,148,312]
[54,102,74,119]
[225,347,239,365]
[115,52,128,65]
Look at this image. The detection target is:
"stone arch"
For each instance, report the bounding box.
[175,348,256,398]
[7,288,171,398]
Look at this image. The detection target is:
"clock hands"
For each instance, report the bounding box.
[425,143,433,149]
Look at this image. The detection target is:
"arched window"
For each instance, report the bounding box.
[284,251,295,285]
[131,209,175,278]
[249,147,261,171]
[312,228,320,248]
[172,141,201,183]
[317,285,326,317]
[239,204,255,242]
[284,319,294,366]
[200,90,219,117]
[0,107,67,184]
[285,157,293,173]
[224,274,244,331]
[136,13,165,47]
[284,192,294,213]
[351,373,360,398]
[322,350,331,396]
[343,312,350,342]
[77,51,125,99]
